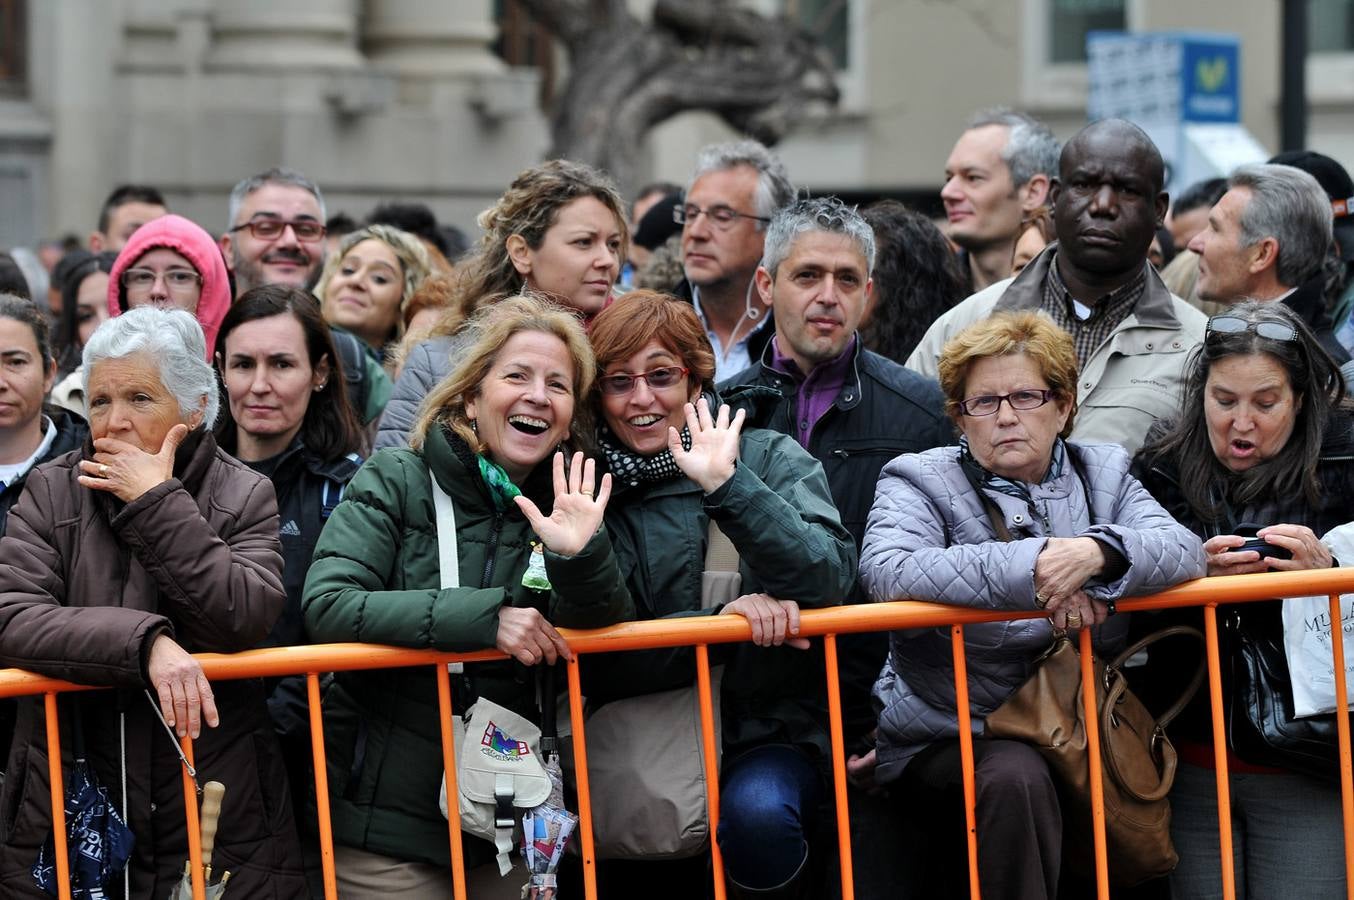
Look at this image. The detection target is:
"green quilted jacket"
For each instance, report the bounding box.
[302,424,631,868]
[584,427,856,764]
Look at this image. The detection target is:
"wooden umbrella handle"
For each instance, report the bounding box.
[199,781,226,870]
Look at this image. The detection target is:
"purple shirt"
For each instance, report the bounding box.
[768,334,857,449]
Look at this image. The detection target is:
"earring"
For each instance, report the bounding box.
[470,419,478,434]
[314,382,326,393]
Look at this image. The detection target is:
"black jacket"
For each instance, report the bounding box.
[1286,276,1352,366]
[721,340,953,740]
[1132,410,1354,745]
[0,407,88,536]
[244,440,363,650]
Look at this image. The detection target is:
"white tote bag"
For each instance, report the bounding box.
[430,473,551,874]
[1282,522,1354,718]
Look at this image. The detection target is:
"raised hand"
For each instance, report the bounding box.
[78,423,189,502]
[669,397,745,494]
[514,451,612,557]
[719,593,810,649]
[147,633,219,739]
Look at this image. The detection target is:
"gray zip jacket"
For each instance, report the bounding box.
[860,441,1205,782]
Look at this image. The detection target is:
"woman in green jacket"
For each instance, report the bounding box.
[303,295,631,898]
[585,291,856,899]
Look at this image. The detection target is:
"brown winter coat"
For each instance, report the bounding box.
[0,429,306,898]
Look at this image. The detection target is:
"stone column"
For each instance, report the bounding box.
[363,0,504,75]
[207,0,363,71]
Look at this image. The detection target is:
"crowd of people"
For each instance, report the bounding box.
[0,105,1351,900]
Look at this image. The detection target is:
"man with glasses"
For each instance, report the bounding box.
[220,168,328,296]
[220,168,389,421]
[909,118,1206,455]
[675,140,795,380]
[723,197,951,898]
[1189,161,1351,368]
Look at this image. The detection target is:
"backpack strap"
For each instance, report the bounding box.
[331,330,370,419]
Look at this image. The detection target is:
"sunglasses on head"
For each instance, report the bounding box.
[1205,315,1298,344]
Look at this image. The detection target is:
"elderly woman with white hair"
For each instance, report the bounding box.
[0,307,306,898]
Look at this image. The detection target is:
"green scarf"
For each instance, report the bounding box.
[477,455,522,512]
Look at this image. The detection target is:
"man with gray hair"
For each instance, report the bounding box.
[676,139,795,380]
[1189,162,1350,364]
[219,167,328,298]
[942,108,1060,292]
[219,167,390,421]
[724,196,950,897]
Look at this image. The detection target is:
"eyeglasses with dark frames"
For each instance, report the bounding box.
[957,389,1058,417]
[228,218,327,241]
[673,204,771,230]
[598,365,691,396]
[1205,315,1299,344]
[121,268,203,295]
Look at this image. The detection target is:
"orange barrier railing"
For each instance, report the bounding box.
[4,567,1354,900]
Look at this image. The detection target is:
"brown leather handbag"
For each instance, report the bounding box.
[984,626,1204,886]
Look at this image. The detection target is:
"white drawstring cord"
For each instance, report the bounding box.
[120,711,129,899]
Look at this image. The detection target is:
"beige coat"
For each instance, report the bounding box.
[906,243,1207,454]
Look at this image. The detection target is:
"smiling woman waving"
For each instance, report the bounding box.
[303,295,632,897]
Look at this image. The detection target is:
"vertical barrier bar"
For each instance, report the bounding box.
[306,672,339,900]
[950,624,981,900]
[436,664,468,899]
[823,635,854,900]
[566,655,599,900]
[1326,593,1354,898]
[1078,627,1110,899]
[180,735,204,900]
[1203,605,1237,900]
[44,692,72,900]
[696,644,727,900]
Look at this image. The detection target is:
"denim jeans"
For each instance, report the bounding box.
[1170,762,1347,899]
[717,744,820,889]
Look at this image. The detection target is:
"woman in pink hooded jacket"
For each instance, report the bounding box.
[106,213,233,357]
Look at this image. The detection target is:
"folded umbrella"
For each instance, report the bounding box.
[170,781,229,900]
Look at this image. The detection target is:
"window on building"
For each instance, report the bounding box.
[1050,0,1126,64]
[787,0,850,69]
[492,0,555,105]
[1311,0,1354,53]
[0,0,26,92]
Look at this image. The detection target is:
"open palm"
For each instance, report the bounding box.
[670,398,745,494]
[515,451,612,557]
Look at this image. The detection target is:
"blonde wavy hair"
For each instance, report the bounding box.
[428,160,628,338]
[315,224,433,347]
[410,294,596,452]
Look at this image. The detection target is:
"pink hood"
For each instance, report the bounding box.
[107,214,233,358]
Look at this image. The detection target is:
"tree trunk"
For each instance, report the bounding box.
[515,0,840,192]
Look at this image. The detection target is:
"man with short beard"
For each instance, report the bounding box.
[220,168,328,296]
[910,118,1206,454]
[220,168,389,422]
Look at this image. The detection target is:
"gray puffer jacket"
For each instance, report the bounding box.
[860,441,1205,782]
[374,335,458,450]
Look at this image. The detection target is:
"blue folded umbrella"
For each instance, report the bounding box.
[32,759,135,898]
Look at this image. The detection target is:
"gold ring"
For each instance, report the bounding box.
[99,464,109,477]
[1067,612,1083,624]
[1034,592,1049,609]
[579,488,593,497]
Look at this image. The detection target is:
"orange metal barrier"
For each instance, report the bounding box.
[4,567,1354,900]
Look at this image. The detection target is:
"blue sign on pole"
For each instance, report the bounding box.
[1181,37,1240,123]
